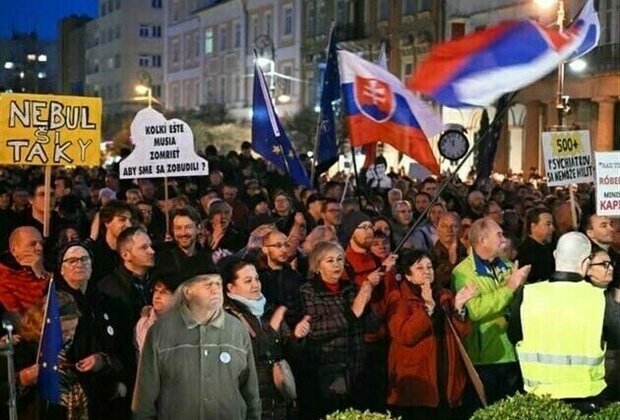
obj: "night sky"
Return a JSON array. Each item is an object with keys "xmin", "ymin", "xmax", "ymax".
[{"xmin": 0, "ymin": 0, "xmax": 98, "ymax": 40}]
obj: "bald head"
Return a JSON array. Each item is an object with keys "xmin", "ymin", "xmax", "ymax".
[
  {"xmin": 554, "ymin": 231, "xmax": 591, "ymax": 275},
  {"xmin": 9, "ymin": 226, "xmax": 44, "ymax": 266}
]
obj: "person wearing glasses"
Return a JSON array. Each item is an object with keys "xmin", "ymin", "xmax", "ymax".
[
  {"xmin": 342, "ymin": 211, "xmax": 397, "ymax": 413},
  {"xmin": 510, "ymin": 232, "xmax": 606, "ymax": 414},
  {"xmin": 586, "ymin": 248, "xmax": 620, "ymax": 401},
  {"xmin": 55, "ymin": 240, "xmax": 118, "ymax": 419},
  {"xmin": 258, "ymin": 229, "xmax": 305, "ymax": 327}
]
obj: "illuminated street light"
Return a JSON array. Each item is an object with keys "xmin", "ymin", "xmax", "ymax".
[
  {"xmin": 568, "ymin": 58, "xmax": 587, "ymax": 72},
  {"xmin": 4, "ymin": 61, "xmax": 14, "ymax": 69},
  {"xmin": 277, "ymin": 94, "xmax": 291, "ymax": 104},
  {"xmin": 37, "ymin": 54, "xmax": 47, "ymax": 62},
  {"xmin": 134, "ymin": 84, "xmax": 161, "ymax": 108},
  {"xmin": 26, "ymin": 54, "xmax": 36, "ymax": 61}
]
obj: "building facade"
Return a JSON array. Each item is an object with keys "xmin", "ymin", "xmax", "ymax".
[
  {"xmin": 0, "ymin": 32, "xmax": 56, "ymax": 94},
  {"xmin": 163, "ymin": 0, "xmax": 304, "ymax": 120},
  {"xmin": 84, "ymin": 0, "xmax": 164, "ymax": 114},
  {"xmin": 58, "ymin": 15, "xmax": 92, "ymax": 95},
  {"xmin": 444, "ymin": 0, "xmax": 619, "ymax": 176}
]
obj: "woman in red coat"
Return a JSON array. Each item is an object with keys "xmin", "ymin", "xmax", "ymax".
[{"xmin": 387, "ymin": 249, "xmax": 476, "ymax": 420}]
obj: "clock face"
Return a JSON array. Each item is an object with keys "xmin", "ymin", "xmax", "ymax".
[{"xmin": 438, "ymin": 130, "xmax": 469, "ymax": 161}]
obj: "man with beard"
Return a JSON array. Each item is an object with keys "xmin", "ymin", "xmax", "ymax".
[
  {"xmin": 258, "ymin": 229, "xmax": 305, "ymax": 325},
  {"xmin": 466, "ymin": 190, "xmax": 487, "ymax": 220},
  {"xmin": 98, "ymin": 227, "xmax": 155, "ymax": 417},
  {"xmin": 134, "ymin": 273, "xmax": 260, "ymax": 419},
  {"xmin": 342, "ymin": 211, "xmax": 397, "ymax": 413},
  {"xmin": 320, "ymin": 198, "xmax": 344, "ymax": 244},
  {"xmin": 517, "ymin": 207, "xmax": 556, "ymax": 283},
  {"xmin": 153, "ymin": 208, "xmax": 216, "ymax": 280}
]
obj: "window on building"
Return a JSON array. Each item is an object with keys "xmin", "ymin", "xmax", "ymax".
[
  {"xmin": 93, "ymin": 59, "xmax": 99, "ymax": 72},
  {"xmin": 115, "ymin": 83, "xmax": 121, "ymax": 98},
  {"xmin": 152, "ymin": 25, "xmax": 162, "ymax": 38},
  {"xmin": 403, "ymin": 63, "xmax": 413, "ymax": 77},
  {"xmin": 378, "ymin": 0, "xmax": 388, "ymax": 21},
  {"xmin": 420, "ymin": 0, "xmax": 430, "ymax": 11},
  {"xmin": 108, "ymin": 28, "xmax": 114, "ymax": 42},
  {"xmin": 451, "ymin": 22, "xmax": 465, "ymax": 39},
  {"xmin": 306, "ymin": 3, "xmax": 315, "ymax": 36},
  {"xmin": 100, "ymin": 2, "xmax": 107, "ymax": 16},
  {"xmin": 139, "ymin": 55, "xmax": 150, "ymax": 67},
  {"xmin": 109, "ymin": 0, "xmax": 114, "ymax": 13},
  {"xmin": 234, "ymin": 22, "xmax": 241, "ymax": 48},
  {"xmin": 204, "ymin": 28, "xmax": 213, "ymax": 54},
  {"xmin": 219, "ymin": 26, "xmax": 227, "ymax": 52},
  {"xmin": 152, "ymin": 55, "xmax": 161, "ymax": 67},
  {"xmin": 281, "ymin": 64, "xmax": 292, "ymax": 95},
  {"xmin": 173, "ymin": 0, "xmax": 181, "ymax": 22},
  {"xmin": 402, "ymin": 0, "xmax": 415, "ymax": 15},
  {"xmin": 152, "ymin": 85, "xmax": 162, "ymax": 98},
  {"xmin": 101, "ymin": 30, "xmax": 107, "ymax": 44},
  {"xmin": 265, "ymin": 12, "xmax": 272, "ymax": 38},
  {"xmin": 234, "ymin": 74, "xmax": 241, "ymax": 101},
  {"xmin": 317, "ymin": 1, "xmax": 325, "ymax": 33},
  {"xmin": 283, "ymin": 6, "xmax": 293, "ymax": 36},
  {"xmin": 172, "ymin": 85, "xmax": 181, "ymax": 108},
  {"xmin": 219, "ymin": 76, "xmax": 227, "ymax": 103},
  {"xmin": 107, "ymin": 57, "xmax": 114, "ymax": 69},
  {"xmin": 172, "ymin": 39, "xmax": 180, "ymax": 64},
  {"xmin": 152, "ymin": 0, "xmax": 162, "ymax": 8},
  {"xmin": 204, "ymin": 79, "xmax": 214, "ymax": 103},
  {"xmin": 114, "ymin": 54, "xmax": 121, "ymax": 68},
  {"xmin": 336, "ymin": 0, "xmax": 346, "ymax": 23},
  {"xmin": 139, "ymin": 24, "xmax": 150, "ymax": 37},
  {"xmin": 195, "ymin": 81, "xmax": 200, "ymax": 107},
  {"xmin": 251, "ymin": 15, "xmax": 259, "ymax": 41}
]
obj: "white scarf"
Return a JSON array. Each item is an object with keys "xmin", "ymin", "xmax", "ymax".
[{"xmin": 227, "ymin": 293, "xmax": 266, "ymax": 318}]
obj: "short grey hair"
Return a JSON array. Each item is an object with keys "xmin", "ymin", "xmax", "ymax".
[{"xmin": 174, "ymin": 273, "xmax": 223, "ymax": 308}]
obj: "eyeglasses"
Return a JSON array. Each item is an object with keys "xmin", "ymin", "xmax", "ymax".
[
  {"xmin": 590, "ymin": 260, "xmax": 615, "ymax": 270},
  {"xmin": 62, "ymin": 256, "xmax": 91, "ymax": 267},
  {"xmin": 264, "ymin": 242, "xmax": 290, "ymax": 249},
  {"xmin": 356, "ymin": 223, "xmax": 374, "ymax": 231}
]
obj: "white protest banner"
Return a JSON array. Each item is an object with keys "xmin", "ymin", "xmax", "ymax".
[
  {"xmin": 542, "ymin": 130, "xmax": 594, "ymax": 187},
  {"xmin": 595, "ymin": 151, "xmax": 620, "ymax": 216},
  {"xmin": 120, "ymin": 107, "xmax": 208, "ymax": 179}
]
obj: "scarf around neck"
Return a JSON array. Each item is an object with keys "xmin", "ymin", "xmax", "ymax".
[{"xmin": 228, "ymin": 293, "xmax": 266, "ymax": 318}]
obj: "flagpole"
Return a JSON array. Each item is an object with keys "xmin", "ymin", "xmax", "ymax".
[
  {"xmin": 349, "ymin": 147, "xmax": 364, "ymax": 210},
  {"xmin": 36, "ymin": 275, "xmax": 54, "ymax": 365},
  {"xmin": 310, "ymin": 21, "xmax": 337, "ymax": 188},
  {"xmin": 391, "ymin": 92, "xmax": 518, "ymax": 255}
]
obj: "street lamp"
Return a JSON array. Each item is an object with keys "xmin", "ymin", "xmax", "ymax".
[
  {"xmin": 254, "ymin": 35, "xmax": 276, "ymax": 98},
  {"xmin": 135, "ymin": 84, "xmax": 154, "ymax": 108},
  {"xmin": 535, "ymin": 0, "xmax": 567, "ymax": 126}
]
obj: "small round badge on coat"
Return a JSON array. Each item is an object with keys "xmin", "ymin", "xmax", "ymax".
[
  {"xmin": 107, "ymin": 326, "xmax": 115, "ymax": 336},
  {"xmin": 219, "ymin": 351, "xmax": 231, "ymax": 364},
  {"xmin": 103, "ymin": 313, "xmax": 109, "ymax": 321}
]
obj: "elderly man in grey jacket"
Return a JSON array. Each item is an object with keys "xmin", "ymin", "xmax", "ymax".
[{"xmin": 133, "ymin": 273, "xmax": 261, "ymax": 419}]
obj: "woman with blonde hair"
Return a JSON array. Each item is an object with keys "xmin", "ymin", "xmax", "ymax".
[{"xmin": 298, "ymin": 241, "xmax": 379, "ymax": 418}]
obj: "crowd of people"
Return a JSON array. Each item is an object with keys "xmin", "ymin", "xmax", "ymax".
[{"xmin": 0, "ymin": 142, "xmax": 618, "ymax": 420}]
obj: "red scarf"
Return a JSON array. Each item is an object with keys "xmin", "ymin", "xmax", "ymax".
[
  {"xmin": 0, "ymin": 263, "xmax": 50, "ymax": 313},
  {"xmin": 323, "ymin": 280, "xmax": 340, "ymax": 294}
]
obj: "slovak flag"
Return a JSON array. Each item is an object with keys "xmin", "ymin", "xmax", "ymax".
[
  {"xmin": 338, "ymin": 50, "xmax": 443, "ymax": 175},
  {"xmin": 409, "ymin": 0, "xmax": 600, "ymax": 108}
]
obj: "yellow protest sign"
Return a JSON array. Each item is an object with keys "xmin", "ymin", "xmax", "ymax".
[
  {"xmin": 541, "ymin": 130, "xmax": 594, "ymax": 187},
  {"xmin": 0, "ymin": 93, "xmax": 102, "ymax": 166}
]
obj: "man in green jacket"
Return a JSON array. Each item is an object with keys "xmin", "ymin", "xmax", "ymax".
[
  {"xmin": 133, "ymin": 273, "xmax": 261, "ymax": 419},
  {"xmin": 452, "ymin": 217, "xmax": 530, "ymax": 412}
]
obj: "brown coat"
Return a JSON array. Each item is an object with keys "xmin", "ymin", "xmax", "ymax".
[{"xmin": 386, "ymin": 281, "xmax": 470, "ymax": 408}]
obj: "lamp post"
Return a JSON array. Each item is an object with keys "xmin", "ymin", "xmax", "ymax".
[
  {"xmin": 135, "ymin": 84, "xmax": 153, "ymax": 108},
  {"xmin": 535, "ymin": 0, "xmax": 567, "ymax": 127}
]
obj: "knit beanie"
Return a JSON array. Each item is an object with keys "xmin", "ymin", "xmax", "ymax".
[{"xmin": 342, "ymin": 210, "xmax": 371, "ymax": 244}]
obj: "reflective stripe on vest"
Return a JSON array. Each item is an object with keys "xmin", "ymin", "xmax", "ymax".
[{"xmin": 518, "ymin": 352, "xmax": 605, "ymax": 366}]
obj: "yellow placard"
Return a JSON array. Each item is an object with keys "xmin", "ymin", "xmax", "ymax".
[
  {"xmin": 0, "ymin": 93, "xmax": 102, "ymax": 166},
  {"xmin": 549, "ymin": 132, "xmax": 584, "ymax": 157}
]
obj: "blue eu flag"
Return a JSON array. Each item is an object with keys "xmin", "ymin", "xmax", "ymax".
[
  {"xmin": 475, "ymin": 94, "xmax": 512, "ymax": 186},
  {"xmin": 251, "ymin": 61, "xmax": 311, "ymax": 187},
  {"xmin": 38, "ymin": 279, "xmax": 63, "ymax": 404},
  {"xmin": 315, "ymin": 23, "xmax": 340, "ymax": 175}
]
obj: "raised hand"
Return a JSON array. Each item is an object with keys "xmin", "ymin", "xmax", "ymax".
[
  {"xmin": 269, "ymin": 306, "xmax": 288, "ymax": 332},
  {"xmin": 506, "ymin": 260, "xmax": 531, "ymax": 292},
  {"xmin": 294, "ymin": 315, "xmax": 312, "ymax": 338}
]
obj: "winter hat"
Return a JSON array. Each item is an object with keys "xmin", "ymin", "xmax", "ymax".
[{"xmin": 342, "ymin": 210, "xmax": 371, "ymax": 244}]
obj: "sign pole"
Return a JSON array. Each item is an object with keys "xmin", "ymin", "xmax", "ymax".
[
  {"xmin": 569, "ymin": 185, "xmax": 578, "ymax": 229},
  {"xmin": 164, "ymin": 177, "xmax": 170, "ymax": 237},
  {"xmin": 43, "ymin": 166, "xmax": 52, "ymax": 238}
]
